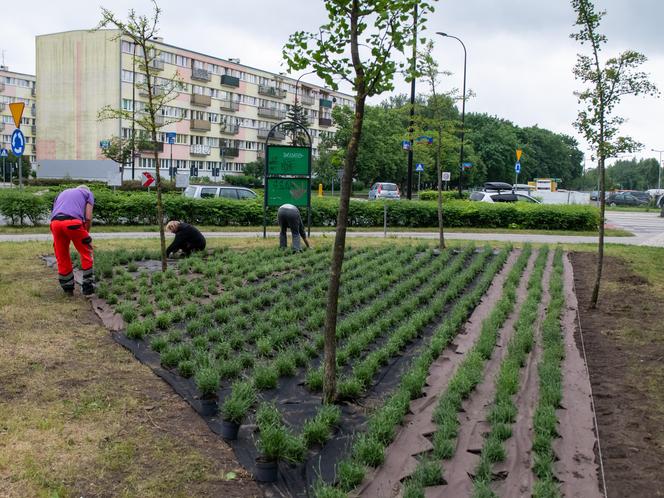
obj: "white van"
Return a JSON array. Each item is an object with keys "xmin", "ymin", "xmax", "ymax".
[{"xmin": 183, "ymin": 185, "xmax": 258, "ymax": 200}]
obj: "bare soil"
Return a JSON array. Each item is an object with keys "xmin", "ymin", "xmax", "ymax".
[{"xmin": 571, "ymin": 252, "xmax": 664, "ymax": 498}]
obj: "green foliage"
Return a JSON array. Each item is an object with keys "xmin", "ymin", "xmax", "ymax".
[
  {"xmin": 194, "ymin": 366, "xmax": 220, "ymax": 397},
  {"xmin": 221, "ymin": 380, "xmax": 256, "ymax": 423},
  {"xmin": 0, "ymin": 189, "xmax": 50, "ymax": 225}
]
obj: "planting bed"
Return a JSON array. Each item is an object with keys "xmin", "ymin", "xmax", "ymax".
[{"xmin": 76, "ymin": 242, "xmax": 602, "ymax": 497}]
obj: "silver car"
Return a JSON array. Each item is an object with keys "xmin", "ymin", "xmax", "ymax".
[{"xmin": 368, "ymin": 182, "xmax": 401, "ymax": 200}]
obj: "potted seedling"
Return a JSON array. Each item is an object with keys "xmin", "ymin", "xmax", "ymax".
[
  {"xmin": 219, "ymin": 380, "xmax": 256, "ymax": 440},
  {"xmin": 194, "ymin": 365, "xmax": 220, "ymax": 417},
  {"xmin": 254, "ymin": 403, "xmax": 305, "ymax": 482}
]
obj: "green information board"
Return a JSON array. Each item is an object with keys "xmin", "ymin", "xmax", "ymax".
[
  {"xmin": 266, "ymin": 178, "xmax": 309, "ymax": 207},
  {"xmin": 266, "ymin": 145, "xmax": 310, "ymax": 176}
]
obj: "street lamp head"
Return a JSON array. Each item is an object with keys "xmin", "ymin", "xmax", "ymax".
[{"xmin": 436, "ymin": 32, "xmax": 448, "ymax": 37}]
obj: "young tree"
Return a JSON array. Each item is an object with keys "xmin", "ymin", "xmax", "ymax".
[
  {"xmin": 100, "ymin": 136, "xmax": 137, "ymax": 173},
  {"xmin": 284, "ymin": 100, "xmax": 311, "ymax": 146},
  {"xmin": 571, "ymin": 0, "xmax": 658, "ymax": 307},
  {"xmin": 96, "ymin": 0, "xmax": 183, "ymax": 271},
  {"xmin": 284, "ymin": 0, "xmax": 436, "ymax": 403},
  {"xmin": 417, "ymin": 41, "xmax": 454, "ymax": 250}
]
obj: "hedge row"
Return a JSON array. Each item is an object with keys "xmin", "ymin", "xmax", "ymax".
[
  {"xmin": 0, "ymin": 190, "xmax": 599, "ymax": 230},
  {"xmin": 418, "ymin": 190, "xmax": 469, "ymax": 201}
]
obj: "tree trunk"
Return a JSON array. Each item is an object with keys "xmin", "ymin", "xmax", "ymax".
[
  {"xmin": 144, "ymin": 51, "xmax": 168, "ymax": 272},
  {"xmin": 590, "ymin": 153, "xmax": 605, "ymax": 308},
  {"xmin": 322, "ymin": 96, "xmax": 366, "ymax": 404},
  {"xmin": 436, "ymin": 126, "xmax": 445, "ymax": 250}
]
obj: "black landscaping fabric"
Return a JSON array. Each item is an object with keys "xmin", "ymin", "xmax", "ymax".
[{"xmin": 43, "ymin": 249, "xmax": 487, "ymax": 497}]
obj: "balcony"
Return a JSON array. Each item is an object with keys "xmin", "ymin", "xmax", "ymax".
[
  {"xmin": 220, "ymin": 123, "xmax": 240, "ymax": 135},
  {"xmin": 220, "ymin": 74, "xmax": 240, "ymax": 87},
  {"xmin": 31, "ymin": 125, "xmax": 37, "ymax": 135},
  {"xmin": 191, "ymin": 68, "xmax": 211, "ymax": 82},
  {"xmin": 0, "ymin": 83, "xmax": 5, "ymax": 92},
  {"xmin": 257, "ymin": 106, "xmax": 286, "ymax": 120},
  {"xmin": 31, "ymin": 87, "xmax": 36, "ymax": 96},
  {"xmin": 0, "ymin": 123, "xmax": 4, "ymax": 132},
  {"xmin": 190, "ymin": 119, "xmax": 211, "ymax": 131},
  {"xmin": 299, "ymin": 94, "xmax": 315, "ymax": 106},
  {"xmin": 0, "ymin": 103, "xmax": 4, "ymax": 111},
  {"xmin": 258, "ymin": 85, "xmax": 287, "ymax": 99},
  {"xmin": 30, "ymin": 105, "xmax": 36, "ymax": 117},
  {"xmin": 257, "ymin": 128, "xmax": 286, "ymax": 141},
  {"xmin": 319, "ymin": 117, "xmax": 333, "ymax": 127},
  {"xmin": 319, "ymin": 98, "xmax": 333, "ymax": 108},
  {"xmin": 190, "ymin": 93, "xmax": 212, "ymax": 107},
  {"xmin": 138, "ymin": 85, "xmax": 164, "ymax": 98},
  {"xmin": 221, "ymin": 147, "xmax": 240, "ymax": 158},
  {"xmin": 219, "ymin": 99, "xmax": 240, "ymax": 112},
  {"xmin": 190, "ymin": 144, "xmax": 211, "ymax": 156},
  {"xmin": 149, "ymin": 58, "xmax": 164, "ymax": 71},
  {"xmin": 140, "ymin": 141, "xmax": 164, "ymax": 153}
]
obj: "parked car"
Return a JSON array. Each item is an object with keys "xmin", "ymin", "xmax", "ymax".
[
  {"xmin": 183, "ymin": 185, "xmax": 258, "ymax": 200},
  {"xmin": 606, "ymin": 191, "xmax": 648, "ymax": 207},
  {"xmin": 590, "ymin": 191, "xmax": 599, "ymax": 201},
  {"xmin": 469, "ymin": 182, "xmax": 541, "ymax": 204},
  {"xmin": 368, "ymin": 182, "xmax": 401, "ymax": 200}
]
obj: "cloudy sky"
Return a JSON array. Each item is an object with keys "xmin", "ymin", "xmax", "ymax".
[{"xmin": 2, "ymin": 0, "xmax": 662, "ymax": 167}]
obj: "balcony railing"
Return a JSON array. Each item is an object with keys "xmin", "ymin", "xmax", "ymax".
[
  {"xmin": 220, "ymin": 74, "xmax": 240, "ymax": 87},
  {"xmin": 149, "ymin": 59, "xmax": 164, "ymax": 71},
  {"xmin": 191, "ymin": 68, "xmax": 211, "ymax": 82},
  {"xmin": 219, "ymin": 99, "xmax": 240, "ymax": 112},
  {"xmin": 190, "ymin": 144, "xmax": 211, "ymax": 156},
  {"xmin": 31, "ymin": 125, "xmax": 37, "ymax": 135},
  {"xmin": 139, "ymin": 141, "xmax": 164, "ymax": 153},
  {"xmin": 190, "ymin": 119, "xmax": 211, "ymax": 131},
  {"xmin": 258, "ymin": 85, "xmax": 287, "ymax": 99},
  {"xmin": 257, "ymin": 107, "xmax": 286, "ymax": 120},
  {"xmin": 220, "ymin": 123, "xmax": 240, "ymax": 135},
  {"xmin": 190, "ymin": 93, "xmax": 212, "ymax": 107},
  {"xmin": 154, "ymin": 114, "xmax": 165, "ymax": 126},
  {"xmin": 138, "ymin": 85, "xmax": 164, "ymax": 98},
  {"xmin": 319, "ymin": 98, "xmax": 333, "ymax": 108},
  {"xmin": 0, "ymin": 83, "xmax": 5, "ymax": 92},
  {"xmin": 0, "ymin": 123, "xmax": 4, "ymax": 132},
  {"xmin": 318, "ymin": 117, "xmax": 333, "ymax": 127},
  {"xmin": 30, "ymin": 106, "xmax": 36, "ymax": 117},
  {"xmin": 31, "ymin": 87, "xmax": 35, "ymax": 96},
  {"xmin": 299, "ymin": 94, "xmax": 315, "ymax": 106},
  {"xmin": 257, "ymin": 128, "xmax": 286, "ymax": 141},
  {"xmin": 0, "ymin": 103, "xmax": 5, "ymax": 111},
  {"xmin": 221, "ymin": 147, "xmax": 240, "ymax": 158}
]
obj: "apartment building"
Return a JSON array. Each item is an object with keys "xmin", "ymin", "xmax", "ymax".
[
  {"xmin": 36, "ymin": 30, "xmax": 352, "ymax": 179},
  {"xmin": 0, "ymin": 66, "xmax": 37, "ymax": 164}
]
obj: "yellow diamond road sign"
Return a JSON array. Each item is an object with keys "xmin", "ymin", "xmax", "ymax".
[
  {"xmin": 516, "ymin": 148, "xmax": 523, "ymax": 162},
  {"xmin": 9, "ymin": 102, "xmax": 25, "ymax": 128}
]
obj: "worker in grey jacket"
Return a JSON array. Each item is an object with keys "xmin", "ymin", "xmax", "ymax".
[{"xmin": 277, "ymin": 204, "xmax": 310, "ymax": 251}]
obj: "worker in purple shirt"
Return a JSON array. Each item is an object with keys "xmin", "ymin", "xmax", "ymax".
[{"xmin": 50, "ymin": 185, "xmax": 95, "ymax": 295}]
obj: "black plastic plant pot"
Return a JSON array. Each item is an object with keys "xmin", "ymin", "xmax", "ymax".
[
  {"xmin": 254, "ymin": 456, "xmax": 278, "ymax": 482},
  {"xmin": 220, "ymin": 419, "xmax": 240, "ymax": 440},
  {"xmin": 199, "ymin": 398, "xmax": 218, "ymax": 417}
]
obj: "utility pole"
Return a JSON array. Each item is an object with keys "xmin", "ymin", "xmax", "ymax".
[{"xmin": 406, "ymin": 3, "xmax": 417, "ymax": 200}]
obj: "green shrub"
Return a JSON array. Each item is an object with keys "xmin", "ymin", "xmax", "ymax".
[
  {"xmin": 1, "ymin": 189, "xmax": 598, "ymax": 230},
  {"xmin": 418, "ymin": 190, "xmax": 469, "ymax": 201}
]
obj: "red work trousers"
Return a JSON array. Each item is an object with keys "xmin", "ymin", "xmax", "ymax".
[{"xmin": 50, "ymin": 219, "xmax": 94, "ymax": 291}]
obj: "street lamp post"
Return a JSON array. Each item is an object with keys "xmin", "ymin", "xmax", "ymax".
[
  {"xmin": 291, "ymin": 70, "xmax": 317, "ymax": 145},
  {"xmin": 436, "ymin": 32, "xmax": 467, "ymax": 199},
  {"xmin": 651, "ymin": 148, "xmax": 663, "ymax": 191},
  {"xmin": 131, "ymin": 42, "xmax": 137, "ymax": 181}
]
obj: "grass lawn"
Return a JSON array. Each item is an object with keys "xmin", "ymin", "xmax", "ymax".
[{"xmin": 0, "ymin": 224, "xmax": 633, "ymax": 237}]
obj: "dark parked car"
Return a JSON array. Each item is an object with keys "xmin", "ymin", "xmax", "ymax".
[{"xmin": 606, "ymin": 192, "xmax": 648, "ymax": 207}]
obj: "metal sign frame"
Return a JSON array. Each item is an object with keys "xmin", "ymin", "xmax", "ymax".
[{"xmin": 262, "ymin": 121, "xmax": 313, "ymax": 238}]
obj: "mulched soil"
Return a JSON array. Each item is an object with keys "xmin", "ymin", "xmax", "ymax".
[{"xmin": 571, "ymin": 252, "xmax": 664, "ymax": 498}]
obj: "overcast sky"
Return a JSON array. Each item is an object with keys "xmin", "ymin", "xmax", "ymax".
[{"xmin": 2, "ymin": 0, "xmax": 662, "ymax": 168}]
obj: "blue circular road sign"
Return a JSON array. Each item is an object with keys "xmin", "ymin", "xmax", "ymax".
[
  {"xmin": 515, "ymin": 161, "xmax": 521, "ymax": 174},
  {"xmin": 11, "ymin": 129, "xmax": 25, "ymax": 156}
]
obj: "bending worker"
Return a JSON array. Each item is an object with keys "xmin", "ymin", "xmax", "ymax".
[
  {"xmin": 50, "ymin": 185, "xmax": 95, "ymax": 295},
  {"xmin": 277, "ymin": 203, "xmax": 310, "ymax": 251},
  {"xmin": 166, "ymin": 220, "xmax": 206, "ymax": 257}
]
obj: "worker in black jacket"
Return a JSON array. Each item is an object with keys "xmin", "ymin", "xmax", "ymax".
[{"xmin": 166, "ymin": 220, "xmax": 206, "ymax": 257}]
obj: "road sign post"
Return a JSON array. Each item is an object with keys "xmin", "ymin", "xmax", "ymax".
[
  {"xmin": 415, "ymin": 163, "xmax": 424, "ymax": 193},
  {"xmin": 0, "ymin": 148, "xmax": 7, "ymax": 184},
  {"xmin": 514, "ymin": 161, "xmax": 521, "ymax": 186},
  {"xmin": 166, "ymin": 132, "xmax": 176, "ymax": 180}
]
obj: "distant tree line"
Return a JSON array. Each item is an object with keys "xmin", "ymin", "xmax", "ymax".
[
  {"xmin": 571, "ymin": 157, "xmax": 662, "ymax": 191},
  {"xmin": 313, "ymin": 94, "xmax": 585, "ymax": 189}
]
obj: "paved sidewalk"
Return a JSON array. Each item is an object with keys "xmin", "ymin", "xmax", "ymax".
[{"xmin": 0, "ymin": 230, "xmax": 655, "ymax": 246}]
